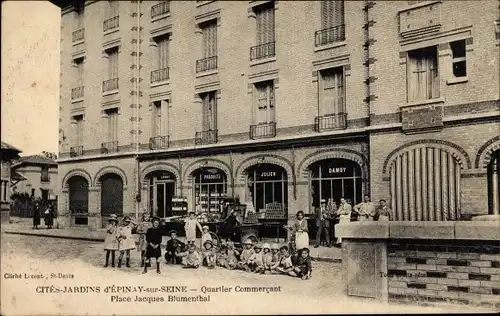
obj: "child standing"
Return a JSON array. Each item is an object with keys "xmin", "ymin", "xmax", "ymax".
[
  {"xmin": 117, "ymin": 216, "xmax": 137, "ymax": 268},
  {"xmin": 201, "ymin": 225, "xmax": 212, "ymax": 247},
  {"xmin": 136, "ymin": 211, "xmax": 152, "ymax": 267},
  {"xmin": 184, "ymin": 211, "xmax": 203, "ymax": 247},
  {"xmin": 104, "ymin": 214, "xmax": 119, "ymax": 268},
  {"xmin": 292, "ymin": 248, "xmax": 313, "ymax": 280},
  {"xmin": 261, "ymin": 243, "xmax": 273, "ymax": 273},
  {"xmin": 289, "ymin": 211, "xmax": 309, "ymax": 251},
  {"xmin": 202, "ymin": 240, "xmax": 217, "ymax": 269},
  {"xmin": 237, "ymin": 239, "xmax": 255, "ymax": 271},
  {"xmin": 179, "ymin": 244, "xmax": 202, "ymax": 269},
  {"xmin": 142, "ymin": 217, "xmax": 163, "ymax": 274},
  {"xmin": 249, "ymin": 243, "xmax": 264, "ymax": 273}
]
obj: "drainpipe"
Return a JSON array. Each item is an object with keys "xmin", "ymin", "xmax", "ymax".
[
  {"xmin": 363, "ymin": 0, "xmax": 372, "ymax": 197},
  {"xmin": 134, "ymin": 0, "xmax": 141, "ymax": 221}
]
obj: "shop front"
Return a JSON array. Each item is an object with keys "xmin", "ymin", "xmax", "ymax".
[
  {"xmin": 193, "ymin": 167, "xmax": 227, "ymax": 222},
  {"xmin": 245, "ymin": 163, "xmax": 288, "ymax": 215},
  {"xmin": 146, "ymin": 170, "xmax": 176, "ymax": 218}
]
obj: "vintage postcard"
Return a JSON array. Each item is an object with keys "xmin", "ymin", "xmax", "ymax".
[{"xmin": 1, "ymin": 0, "xmax": 499, "ymax": 315}]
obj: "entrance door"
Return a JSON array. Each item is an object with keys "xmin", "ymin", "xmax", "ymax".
[{"xmin": 154, "ymin": 181, "xmax": 175, "ymax": 218}]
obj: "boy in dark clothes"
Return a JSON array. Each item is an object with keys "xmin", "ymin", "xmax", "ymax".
[
  {"xmin": 165, "ymin": 230, "xmax": 184, "ymax": 264},
  {"xmin": 291, "ymin": 248, "xmax": 313, "ymax": 280},
  {"xmin": 143, "ymin": 217, "xmax": 163, "ymax": 274}
]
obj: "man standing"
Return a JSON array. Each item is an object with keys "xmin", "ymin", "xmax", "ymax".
[
  {"xmin": 314, "ymin": 199, "xmax": 331, "ymax": 248},
  {"xmin": 335, "ymin": 198, "xmax": 352, "ymax": 244},
  {"xmin": 377, "ymin": 199, "xmax": 392, "ymax": 221},
  {"xmin": 354, "ymin": 195, "xmax": 376, "ymax": 221}
]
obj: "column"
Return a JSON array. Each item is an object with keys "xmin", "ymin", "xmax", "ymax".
[
  {"xmin": 415, "ymin": 148, "xmax": 422, "ymax": 221},
  {"xmin": 408, "ymin": 149, "xmax": 416, "ymax": 221},
  {"xmin": 441, "ymin": 151, "xmax": 449, "ymax": 220},
  {"xmin": 88, "ymin": 187, "xmax": 101, "ymax": 230},
  {"xmin": 421, "ymin": 148, "xmax": 428, "ymax": 221},
  {"xmin": 427, "ymin": 149, "xmax": 435, "ymax": 221},
  {"xmin": 402, "ymin": 152, "xmax": 409, "ymax": 221},
  {"xmin": 448, "ymin": 155, "xmax": 456, "ymax": 220},
  {"xmin": 492, "ymin": 156, "xmax": 499, "ymax": 215},
  {"xmin": 396, "ymin": 156, "xmax": 403, "ymax": 221},
  {"xmin": 434, "ymin": 150, "xmax": 442, "ymax": 221}
]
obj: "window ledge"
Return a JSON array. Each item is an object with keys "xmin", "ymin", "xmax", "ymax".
[
  {"xmin": 103, "ymin": 28, "xmax": 119, "ymax": 36},
  {"xmin": 250, "ymin": 56, "xmax": 276, "ymax": 67},
  {"xmin": 71, "ymin": 98, "xmax": 84, "ymax": 103},
  {"xmin": 196, "ymin": 69, "xmax": 218, "ymax": 78},
  {"xmin": 72, "ymin": 40, "xmax": 84, "ymax": 46},
  {"xmin": 314, "ymin": 40, "xmax": 347, "ymax": 53},
  {"xmin": 403, "ymin": 97, "xmax": 445, "ymax": 108},
  {"xmin": 151, "ymin": 80, "xmax": 170, "ymax": 88},
  {"xmin": 196, "ymin": 1, "xmax": 216, "ymax": 7},
  {"xmin": 446, "ymin": 76, "xmax": 469, "ymax": 85},
  {"xmin": 151, "ymin": 13, "xmax": 171, "ymax": 23},
  {"xmin": 102, "ymin": 90, "xmax": 119, "ymax": 97}
]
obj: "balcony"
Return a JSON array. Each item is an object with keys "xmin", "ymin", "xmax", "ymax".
[
  {"xmin": 103, "ymin": 16, "xmax": 119, "ymax": 32},
  {"xmin": 314, "ymin": 113, "xmax": 347, "ymax": 132},
  {"xmin": 102, "ymin": 78, "xmax": 118, "ymax": 93},
  {"xmin": 151, "ymin": 1, "xmax": 170, "ymax": 19},
  {"xmin": 196, "ymin": 56, "xmax": 217, "ymax": 73},
  {"xmin": 250, "ymin": 42, "xmax": 275, "ymax": 61},
  {"xmin": 195, "ymin": 130, "xmax": 218, "ymax": 145},
  {"xmin": 70, "ymin": 146, "xmax": 84, "ymax": 157},
  {"xmin": 250, "ymin": 122, "xmax": 277, "ymax": 140},
  {"xmin": 72, "ymin": 28, "xmax": 84, "ymax": 43},
  {"xmin": 151, "ymin": 68, "xmax": 169, "ymax": 83},
  {"xmin": 71, "ymin": 86, "xmax": 84, "ymax": 100},
  {"xmin": 101, "ymin": 141, "xmax": 119, "ymax": 154},
  {"xmin": 315, "ymin": 24, "xmax": 345, "ymax": 47},
  {"xmin": 149, "ymin": 135, "xmax": 170, "ymax": 150}
]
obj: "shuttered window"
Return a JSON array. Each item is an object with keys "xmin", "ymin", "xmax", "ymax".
[
  {"xmin": 152, "ymin": 100, "xmax": 169, "ymax": 137},
  {"xmin": 321, "ymin": 0, "xmax": 344, "ymax": 29},
  {"xmin": 255, "ymin": 81, "xmax": 275, "ymax": 124},
  {"xmin": 156, "ymin": 35, "xmax": 169, "ymax": 70},
  {"xmin": 201, "ymin": 91, "xmax": 217, "ymax": 131},
  {"xmin": 108, "ymin": 0, "xmax": 119, "ymax": 18},
  {"xmin": 202, "ymin": 21, "xmax": 217, "ymax": 58},
  {"xmin": 389, "ymin": 147, "xmax": 461, "ymax": 221},
  {"xmin": 74, "ymin": 58, "xmax": 84, "ymax": 86},
  {"xmin": 74, "ymin": 115, "xmax": 84, "ymax": 147},
  {"xmin": 106, "ymin": 109, "xmax": 118, "ymax": 142},
  {"xmin": 407, "ymin": 46, "xmax": 439, "ymax": 102},
  {"xmin": 107, "ymin": 48, "xmax": 118, "ymax": 79},
  {"xmin": 256, "ymin": 3, "xmax": 275, "ymax": 45},
  {"xmin": 320, "ymin": 68, "xmax": 345, "ymax": 116}
]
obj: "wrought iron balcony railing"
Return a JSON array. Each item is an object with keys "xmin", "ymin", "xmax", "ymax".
[
  {"xmin": 71, "ymin": 86, "xmax": 84, "ymax": 100},
  {"xmin": 149, "ymin": 135, "xmax": 170, "ymax": 150},
  {"xmin": 195, "ymin": 130, "xmax": 218, "ymax": 145},
  {"xmin": 314, "ymin": 112, "xmax": 347, "ymax": 132},
  {"xmin": 101, "ymin": 141, "xmax": 119, "ymax": 154},
  {"xmin": 250, "ymin": 122, "xmax": 277, "ymax": 139},
  {"xmin": 250, "ymin": 42, "xmax": 276, "ymax": 61},
  {"xmin": 103, "ymin": 16, "xmax": 119, "ymax": 32},
  {"xmin": 72, "ymin": 28, "xmax": 85, "ymax": 42},
  {"xmin": 315, "ymin": 24, "xmax": 346, "ymax": 46},
  {"xmin": 102, "ymin": 78, "xmax": 118, "ymax": 92},
  {"xmin": 196, "ymin": 56, "xmax": 218, "ymax": 73},
  {"xmin": 70, "ymin": 146, "xmax": 84, "ymax": 157},
  {"xmin": 151, "ymin": 68, "xmax": 170, "ymax": 83},
  {"xmin": 151, "ymin": 1, "xmax": 170, "ymax": 18}
]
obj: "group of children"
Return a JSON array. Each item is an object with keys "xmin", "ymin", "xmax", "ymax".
[{"xmin": 103, "ymin": 211, "xmax": 313, "ymax": 280}]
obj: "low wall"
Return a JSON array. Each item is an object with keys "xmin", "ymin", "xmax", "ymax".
[{"xmin": 336, "ymin": 221, "xmax": 500, "ymax": 309}]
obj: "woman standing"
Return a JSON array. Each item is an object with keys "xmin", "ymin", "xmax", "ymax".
[
  {"xmin": 136, "ymin": 211, "xmax": 152, "ymax": 267},
  {"xmin": 287, "ymin": 211, "xmax": 309, "ymax": 252},
  {"xmin": 117, "ymin": 216, "xmax": 137, "ymax": 268},
  {"xmin": 103, "ymin": 214, "xmax": 119, "ymax": 267},
  {"xmin": 44, "ymin": 204, "xmax": 54, "ymax": 229},
  {"xmin": 32, "ymin": 202, "xmax": 41, "ymax": 230}
]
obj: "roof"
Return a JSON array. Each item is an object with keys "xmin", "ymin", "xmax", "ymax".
[
  {"xmin": 12, "ymin": 155, "xmax": 57, "ymax": 167},
  {"xmin": 1, "ymin": 142, "xmax": 22, "ymax": 153}
]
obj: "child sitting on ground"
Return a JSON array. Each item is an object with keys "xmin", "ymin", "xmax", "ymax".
[
  {"xmin": 237, "ymin": 239, "xmax": 255, "ymax": 271},
  {"xmin": 202, "ymin": 240, "xmax": 217, "ymax": 269},
  {"xmin": 249, "ymin": 243, "xmax": 264, "ymax": 273},
  {"xmin": 269, "ymin": 245, "xmax": 294, "ymax": 275},
  {"xmin": 225, "ymin": 241, "xmax": 239, "ymax": 269},
  {"xmin": 216, "ymin": 243, "xmax": 228, "ymax": 268},
  {"xmin": 291, "ymin": 248, "xmax": 313, "ymax": 280},
  {"xmin": 261, "ymin": 243, "xmax": 273, "ymax": 273},
  {"xmin": 178, "ymin": 244, "xmax": 202, "ymax": 269},
  {"xmin": 270, "ymin": 243, "xmax": 281, "ymax": 267}
]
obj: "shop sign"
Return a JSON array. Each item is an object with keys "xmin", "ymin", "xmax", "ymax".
[
  {"xmin": 199, "ymin": 168, "xmax": 225, "ymax": 183},
  {"xmin": 158, "ymin": 171, "xmax": 175, "ymax": 180},
  {"xmin": 255, "ymin": 168, "xmax": 285, "ymax": 181},
  {"xmin": 318, "ymin": 162, "xmax": 357, "ymax": 177}
]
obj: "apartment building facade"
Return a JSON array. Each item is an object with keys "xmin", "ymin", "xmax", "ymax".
[
  {"xmin": 11, "ymin": 155, "xmax": 58, "ymax": 201},
  {"xmin": 52, "ymin": 0, "xmax": 499, "ymax": 230}
]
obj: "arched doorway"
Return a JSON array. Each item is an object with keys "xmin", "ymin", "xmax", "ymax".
[
  {"xmin": 146, "ymin": 170, "xmax": 176, "ymax": 218},
  {"xmin": 100, "ymin": 173, "xmax": 123, "ymax": 227},
  {"xmin": 68, "ymin": 175, "xmax": 89, "ymax": 226},
  {"xmin": 192, "ymin": 167, "xmax": 227, "ymax": 217},
  {"xmin": 487, "ymin": 149, "xmax": 500, "ymax": 215},
  {"xmin": 308, "ymin": 158, "xmax": 362, "ymax": 211},
  {"xmin": 245, "ymin": 163, "xmax": 288, "ymax": 213}
]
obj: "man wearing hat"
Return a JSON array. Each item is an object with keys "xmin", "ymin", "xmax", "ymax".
[
  {"xmin": 103, "ymin": 214, "xmax": 119, "ymax": 267},
  {"xmin": 117, "ymin": 216, "xmax": 137, "ymax": 268},
  {"xmin": 165, "ymin": 230, "xmax": 184, "ymax": 265},
  {"xmin": 315, "ymin": 199, "xmax": 331, "ymax": 248},
  {"xmin": 143, "ymin": 216, "xmax": 163, "ymax": 274}
]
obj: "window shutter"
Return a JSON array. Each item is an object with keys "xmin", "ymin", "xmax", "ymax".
[
  {"xmin": 334, "ymin": 0, "xmax": 345, "ymax": 26},
  {"xmin": 336, "ymin": 70, "xmax": 344, "ymax": 113},
  {"xmin": 158, "ymin": 37, "xmax": 168, "ymax": 69},
  {"xmin": 256, "ymin": 10, "xmax": 263, "ymax": 45},
  {"xmin": 268, "ymin": 6, "xmax": 275, "ymax": 43},
  {"xmin": 202, "ymin": 94, "xmax": 210, "ymax": 131},
  {"xmin": 209, "ymin": 92, "xmax": 217, "ymax": 130},
  {"xmin": 268, "ymin": 83, "xmax": 275, "ymax": 122},
  {"xmin": 321, "ymin": 1, "xmax": 329, "ymax": 29},
  {"xmin": 322, "ymin": 71, "xmax": 336, "ymax": 115},
  {"xmin": 262, "ymin": 8, "xmax": 269, "ymax": 44},
  {"xmin": 211, "ymin": 23, "xmax": 217, "ymax": 57}
]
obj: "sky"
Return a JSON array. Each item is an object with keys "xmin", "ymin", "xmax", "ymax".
[{"xmin": 1, "ymin": 1, "xmax": 60, "ymax": 156}]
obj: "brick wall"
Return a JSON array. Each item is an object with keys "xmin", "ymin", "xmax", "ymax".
[{"xmin": 386, "ymin": 240, "xmax": 500, "ymax": 308}]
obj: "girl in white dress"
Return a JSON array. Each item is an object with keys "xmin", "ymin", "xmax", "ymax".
[
  {"xmin": 184, "ymin": 211, "xmax": 203, "ymax": 247},
  {"xmin": 117, "ymin": 216, "xmax": 137, "ymax": 268}
]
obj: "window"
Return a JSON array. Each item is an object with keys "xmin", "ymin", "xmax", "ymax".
[
  {"xmin": 151, "ymin": 1, "xmax": 170, "ymax": 19},
  {"xmin": 103, "ymin": 1, "xmax": 119, "ymax": 32},
  {"xmin": 254, "ymin": 81, "xmax": 275, "ymax": 124},
  {"xmin": 103, "ymin": 47, "xmax": 119, "ymax": 92},
  {"xmin": 201, "ymin": 91, "xmax": 217, "ymax": 131},
  {"xmin": 151, "ymin": 35, "xmax": 170, "ymax": 83},
  {"xmin": 41, "ymin": 167, "xmax": 49, "ymax": 182},
  {"xmin": 407, "ymin": 46, "xmax": 439, "ymax": 103},
  {"xmin": 106, "ymin": 108, "xmax": 118, "ymax": 143},
  {"xmin": 74, "ymin": 115, "xmax": 84, "ymax": 147},
  {"xmin": 152, "ymin": 100, "xmax": 169, "ymax": 137},
  {"xmin": 320, "ymin": 67, "xmax": 345, "ymax": 116},
  {"xmin": 74, "ymin": 57, "xmax": 84, "ymax": 87},
  {"xmin": 197, "ymin": 20, "xmax": 218, "ymax": 72},
  {"xmin": 450, "ymin": 40, "xmax": 467, "ymax": 78},
  {"xmin": 251, "ymin": 2, "xmax": 275, "ymax": 60},
  {"xmin": 321, "ymin": 0, "xmax": 344, "ymax": 29},
  {"xmin": 72, "ymin": 2, "xmax": 85, "ymax": 42}
]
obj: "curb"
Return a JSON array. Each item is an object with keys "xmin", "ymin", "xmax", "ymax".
[{"xmin": 3, "ymin": 230, "xmax": 343, "ymax": 263}]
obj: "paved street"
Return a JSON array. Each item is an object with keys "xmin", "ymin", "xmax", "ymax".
[{"xmin": 1, "ymin": 234, "xmax": 495, "ymax": 315}]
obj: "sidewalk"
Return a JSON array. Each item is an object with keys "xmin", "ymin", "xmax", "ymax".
[{"xmin": 2, "ymin": 219, "xmax": 341, "ymax": 262}]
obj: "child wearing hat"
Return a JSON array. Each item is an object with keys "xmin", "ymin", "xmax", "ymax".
[
  {"xmin": 270, "ymin": 245, "xmax": 294, "ymax": 275},
  {"xmin": 117, "ymin": 216, "xmax": 137, "ymax": 268},
  {"xmin": 270, "ymin": 243, "xmax": 281, "ymax": 267},
  {"xmin": 104, "ymin": 214, "xmax": 119, "ymax": 267},
  {"xmin": 143, "ymin": 216, "xmax": 163, "ymax": 274},
  {"xmin": 248, "ymin": 243, "xmax": 264, "ymax": 273},
  {"xmin": 261, "ymin": 243, "xmax": 273, "ymax": 273},
  {"xmin": 216, "ymin": 243, "xmax": 228, "ymax": 268},
  {"xmin": 237, "ymin": 239, "xmax": 255, "ymax": 271},
  {"xmin": 201, "ymin": 225, "xmax": 213, "ymax": 247},
  {"xmin": 224, "ymin": 241, "xmax": 239, "ymax": 269},
  {"xmin": 165, "ymin": 230, "xmax": 184, "ymax": 265},
  {"xmin": 136, "ymin": 211, "xmax": 152, "ymax": 267},
  {"xmin": 202, "ymin": 240, "xmax": 217, "ymax": 269},
  {"xmin": 184, "ymin": 211, "xmax": 203, "ymax": 247},
  {"xmin": 178, "ymin": 244, "xmax": 202, "ymax": 269}
]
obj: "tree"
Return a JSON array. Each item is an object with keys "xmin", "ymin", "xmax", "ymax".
[{"xmin": 42, "ymin": 151, "xmax": 57, "ymax": 160}]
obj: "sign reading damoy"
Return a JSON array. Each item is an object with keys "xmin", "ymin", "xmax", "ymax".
[{"xmin": 320, "ymin": 164, "xmax": 355, "ymax": 177}]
